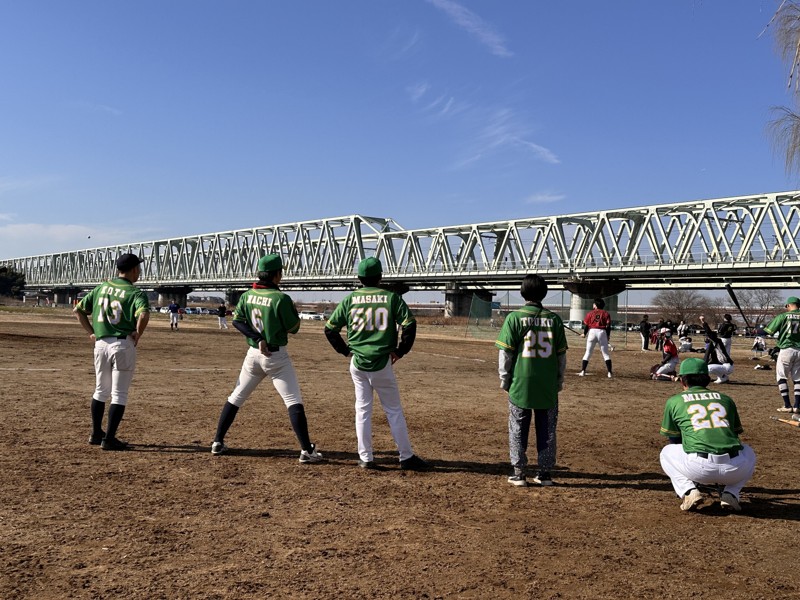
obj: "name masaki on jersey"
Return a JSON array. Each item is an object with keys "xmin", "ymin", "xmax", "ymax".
[
  {"xmin": 681, "ymin": 391, "xmax": 723, "ymax": 403},
  {"xmin": 352, "ymin": 294, "xmax": 389, "ymax": 304}
]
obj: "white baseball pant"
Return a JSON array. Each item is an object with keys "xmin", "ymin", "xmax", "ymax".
[
  {"xmin": 93, "ymin": 336, "xmax": 137, "ymax": 406},
  {"xmin": 582, "ymin": 328, "xmax": 611, "ymax": 361},
  {"xmin": 227, "ymin": 347, "xmax": 303, "ymax": 408},
  {"xmin": 655, "ymin": 357, "xmax": 679, "ymax": 377},
  {"xmin": 708, "ymin": 362, "xmax": 734, "ymax": 381},
  {"xmin": 660, "ymin": 443, "xmax": 756, "ymax": 500},
  {"xmin": 349, "ymin": 360, "xmax": 414, "ymax": 462},
  {"xmin": 776, "ymin": 347, "xmax": 800, "ymax": 382},
  {"xmin": 170, "ymin": 313, "xmax": 179, "ymax": 325}
]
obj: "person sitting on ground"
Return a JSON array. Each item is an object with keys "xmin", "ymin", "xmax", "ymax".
[
  {"xmin": 659, "ymin": 358, "xmax": 756, "ymax": 512},
  {"xmin": 678, "ymin": 336, "xmax": 693, "ymax": 353}
]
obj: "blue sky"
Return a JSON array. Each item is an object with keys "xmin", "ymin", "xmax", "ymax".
[{"xmin": 0, "ymin": 0, "xmax": 796, "ymax": 259}]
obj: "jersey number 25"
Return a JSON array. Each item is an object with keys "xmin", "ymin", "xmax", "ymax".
[{"xmin": 522, "ymin": 330, "xmax": 553, "ymax": 358}]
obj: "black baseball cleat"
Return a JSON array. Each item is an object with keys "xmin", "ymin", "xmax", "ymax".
[
  {"xmin": 100, "ymin": 437, "xmax": 130, "ymax": 451},
  {"xmin": 399, "ymin": 455, "xmax": 433, "ymax": 471},
  {"xmin": 358, "ymin": 459, "xmax": 385, "ymax": 470},
  {"xmin": 88, "ymin": 431, "xmax": 105, "ymax": 445}
]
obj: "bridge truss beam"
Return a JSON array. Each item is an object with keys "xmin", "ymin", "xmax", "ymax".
[{"xmin": 4, "ymin": 191, "xmax": 800, "ymax": 292}]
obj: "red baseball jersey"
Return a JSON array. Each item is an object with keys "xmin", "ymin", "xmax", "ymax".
[{"xmin": 583, "ymin": 309, "xmax": 611, "ymax": 330}]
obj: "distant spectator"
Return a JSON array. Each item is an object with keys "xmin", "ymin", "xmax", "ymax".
[
  {"xmin": 718, "ymin": 314, "xmax": 737, "ymax": 357},
  {"xmin": 699, "ymin": 316, "xmax": 734, "ymax": 384},
  {"xmin": 676, "ymin": 320, "xmax": 689, "ymax": 339},
  {"xmin": 218, "ymin": 303, "xmax": 228, "ymax": 329},
  {"xmin": 639, "ymin": 315, "xmax": 651, "ymax": 351}
]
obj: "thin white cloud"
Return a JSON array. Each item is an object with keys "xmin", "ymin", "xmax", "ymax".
[
  {"xmin": 0, "ymin": 213, "xmax": 13, "ymax": 221},
  {"xmin": 407, "ymin": 81, "xmax": 430, "ymax": 103},
  {"xmin": 72, "ymin": 101, "xmax": 123, "ymax": 117},
  {"xmin": 526, "ymin": 192, "xmax": 566, "ymax": 205},
  {"xmin": 514, "ymin": 139, "xmax": 560, "ymax": 165},
  {"xmin": 427, "ymin": 0, "xmax": 513, "ymax": 57},
  {"xmin": 454, "ymin": 108, "xmax": 559, "ymax": 168}
]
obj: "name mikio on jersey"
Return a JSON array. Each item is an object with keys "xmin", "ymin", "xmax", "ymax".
[{"xmin": 681, "ymin": 392, "xmax": 723, "ymax": 403}]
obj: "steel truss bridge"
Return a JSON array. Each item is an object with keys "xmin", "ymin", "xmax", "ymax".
[{"xmin": 4, "ymin": 190, "xmax": 800, "ymax": 294}]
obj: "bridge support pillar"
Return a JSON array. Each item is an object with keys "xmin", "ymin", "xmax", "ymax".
[
  {"xmin": 563, "ymin": 279, "xmax": 625, "ymax": 326},
  {"xmin": 54, "ymin": 287, "xmax": 82, "ymax": 307},
  {"xmin": 444, "ymin": 286, "xmax": 493, "ymax": 318},
  {"xmin": 155, "ymin": 286, "xmax": 193, "ymax": 308},
  {"xmin": 225, "ymin": 289, "xmax": 245, "ymax": 306}
]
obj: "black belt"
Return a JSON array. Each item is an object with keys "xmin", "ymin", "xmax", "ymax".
[
  {"xmin": 696, "ymin": 449, "xmax": 739, "ymax": 459},
  {"xmin": 267, "ymin": 345, "xmax": 280, "ymax": 352}
]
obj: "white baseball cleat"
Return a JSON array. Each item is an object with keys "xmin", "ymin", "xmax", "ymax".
[
  {"xmin": 680, "ymin": 488, "xmax": 703, "ymax": 511},
  {"xmin": 211, "ymin": 441, "xmax": 228, "ymax": 455},
  {"xmin": 577, "ymin": 371, "xmax": 586, "ymax": 377},
  {"xmin": 607, "ymin": 372, "xmax": 613, "ymax": 378},
  {"xmin": 299, "ymin": 443, "xmax": 324, "ymax": 463},
  {"xmin": 720, "ymin": 492, "xmax": 741, "ymax": 512}
]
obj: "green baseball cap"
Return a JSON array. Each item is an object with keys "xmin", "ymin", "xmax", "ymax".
[
  {"xmin": 786, "ymin": 296, "xmax": 800, "ymax": 306},
  {"xmin": 257, "ymin": 254, "xmax": 282, "ymax": 272},
  {"xmin": 357, "ymin": 257, "xmax": 382, "ymax": 277},
  {"xmin": 678, "ymin": 358, "xmax": 709, "ymax": 376}
]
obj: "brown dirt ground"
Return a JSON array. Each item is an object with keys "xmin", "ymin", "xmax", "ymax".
[{"xmin": 1, "ymin": 308, "xmax": 799, "ymax": 600}]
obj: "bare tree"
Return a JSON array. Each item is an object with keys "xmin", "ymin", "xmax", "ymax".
[
  {"xmin": 736, "ymin": 288, "xmax": 784, "ymax": 326},
  {"xmin": 768, "ymin": 1, "xmax": 800, "ymax": 173},
  {"xmin": 652, "ymin": 289, "xmax": 713, "ymax": 324}
]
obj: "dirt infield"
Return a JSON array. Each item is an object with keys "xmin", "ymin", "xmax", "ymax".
[{"xmin": 1, "ymin": 308, "xmax": 799, "ymax": 599}]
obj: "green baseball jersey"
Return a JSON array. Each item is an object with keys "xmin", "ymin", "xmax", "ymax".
[
  {"xmin": 763, "ymin": 309, "xmax": 800, "ymax": 349},
  {"xmin": 75, "ymin": 277, "xmax": 150, "ymax": 338},
  {"xmin": 325, "ymin": 286, "xmax": 415, "ymax": 372},
  {"xmin": 660, "ymin": 386, "xmax": 744, "ymax": 454},
  {"xmin": 233, "ymin": 287, "xmax": 300, "ymax": 347},
  {"xmin": 495, "ymin": 305, "xmax": 568, "ymax": 410}
]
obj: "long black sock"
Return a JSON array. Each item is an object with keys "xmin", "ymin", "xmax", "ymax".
[
  {"xmin": 581, "ymin": 360, "xmax": 588, "ymax": 372},
  {"xmin": 214, "ymin": 402, "xmax": 239, "ymax": 443},
  {"xmin": 106, "ymin": 404, "xmax": 126, "ymax": 440},
  {"xmin": 91, "ymin": 399, "xmax": 106, "ymax": 436},
  {"xmin": 288, "ymin": 404, "xmax": 312, "ymax": 452},
  {"xmin": 605, "ymin": 359, "xmax": 613, "ymax": 375}
]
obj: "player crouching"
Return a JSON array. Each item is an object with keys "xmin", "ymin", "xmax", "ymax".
[
  {"xmin": 650, "ymin": 328, "xmax": 678, "ymax": 381},
  {"xmin": 659, "ymin": 358, "xmax": 756, "ymax": 512}
]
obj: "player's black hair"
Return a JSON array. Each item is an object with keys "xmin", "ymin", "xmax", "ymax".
[
  {"xmin": 358, "ymin": 275, "xmax": 382, "ymax": 287},
  {"xmin": 724, "ymin": 313, "xmax": 732, "ymax": 321},
  {"xmin": 593, "ymin": 298, "xmax": 605, "ymax": 309},
  {"xmin": 520, "ymin": 274, "xmax": 547, "ymax": 302},
  {"xmin": 257, "ymin": 269, "xmax": 281, "ymax": 283},
  {"xmin": 642, "ymin": 314, "xmax": 648, "ymax": 319},
  {"xmin": 682, "ymin": 373, "xmax": 711, "ymax": 387}
]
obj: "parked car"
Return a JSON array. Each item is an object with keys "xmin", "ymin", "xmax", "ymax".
[
  {"xmin": 299, "ymin": 311, "xmax": 325, "ymax": 320},
  {"xmin": 159, "ymin": 307, "xmax": 170, "ymax": 314}
]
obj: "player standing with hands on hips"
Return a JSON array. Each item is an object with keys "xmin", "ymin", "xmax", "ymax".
[
  {"xmin": 659, "ymin": 358, "xmax": 756, "ymax": 512},
  {"xmin": 324, "ymin": 257, "xmax": 430, "ymax": 471},
  {"xmin": 73, "ymin": 253, "xmax": 150, "ymax": 450},
  {"xmin": 210, "ymin": 254, "xmax": 324, "ymax": 463},
  {"xmin": 578, "ymin": 298, "xmax": 613, "ymax": 378},
  {"xmin": 496, "ymin": 274, "xmax": 568, "ymax": 487},
  {"xmin": 763, "ymin": 296, "xmax": 800, "ymax": 414}
]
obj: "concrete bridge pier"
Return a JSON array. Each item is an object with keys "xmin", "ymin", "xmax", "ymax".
[
  {"xmin": 53, "ymin": 287, "xmax": 82, "ymax": 307},
  {"xmin": 563, "ymin": 279, "xmax": 626, "ymax": 326},
  {"xmin": 225, "ymin": 289, "xmax": 245, "ymax": 307},
  {"xmin": 444, "ymin": 285, "xmax": 493, "ymax": 318},
  {"xmin": 155, "ymin": 286, "xmax": 193, "ymax": 308}
]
